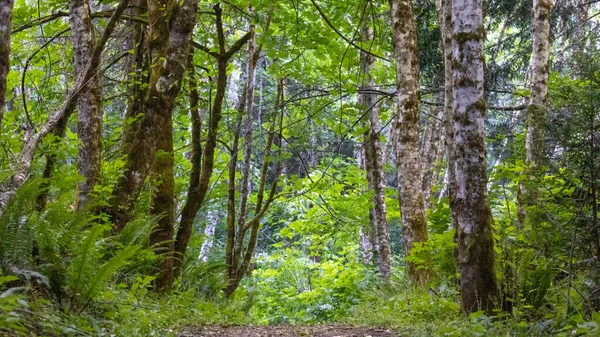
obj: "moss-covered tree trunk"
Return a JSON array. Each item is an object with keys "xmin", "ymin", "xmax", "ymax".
[
  {"xmin": 0, "ymin": 0, "xmax": 13, "ymax": 131},
  {"xmin": 108, "ymin": 0, "xmax": 198, "ymax": 238},
  {"xmin": 389, "ymin": 0, "xmax": 430, "ymax": 285},
  {"xmin": 521, "ymin": 0, "xmax": 551, "ymax": 228},
  {"xmin": 69, "ymin": 0, "xmax": 103, "ymax": 210},
  {"xmin": 435, "ymin": 0, "xmax": 458, "ymax": 228},
  {"xmin": 451, "ymin": 0, "xmax": 500, "ymax": 314}
]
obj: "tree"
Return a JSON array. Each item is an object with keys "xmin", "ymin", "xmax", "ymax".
[
  {"xmin": 452, "ymin": 0, "xmax": 500, "ymax": 314},
  {"xmin": 69, "ymin": 0, "xmax": 103, "ymax": 210},
  {"xmin": 0, "ymin": 0, "xmax": 14, "ymax": 130},
  {"xmin": 172, "ymin": 4, "xmax": 253, "ymax": 279},
  {"xmin": 359, "ymin": 20, "xmax": 390, "ymax": 280},
  {"xmin": 521, "ymin": 0, "xmax": 551, "ymax": 227},
  {"xmin": 389, "ymin": 0, "xmax": 430, "ymax": 285}
]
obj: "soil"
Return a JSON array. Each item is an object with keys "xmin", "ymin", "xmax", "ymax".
[{"xmin": 178, "ymin": 325, "xmax": 398, "ymax": 337}]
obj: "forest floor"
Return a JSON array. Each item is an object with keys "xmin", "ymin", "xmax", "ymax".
[{"xmin": 178, "ymin": 325, "xmax": 398, "ymax": 337}]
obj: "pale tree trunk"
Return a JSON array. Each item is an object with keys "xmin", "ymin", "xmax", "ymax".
[
  {"xmin": 420, "ymin": 104, "xmax": 445, "ymax": 210},
  {"xmin": 69, "ymin": 0, "xmax": 103, "ymax": 210},
  {"xmin": 435, "ymin": 0, "xmax": 458, "ymax": 228},
  {"xmin": 452, "ymin": 0, "xmax": 500, "ymax": 314},
  {"xmin": 356, "ymin": 133, "xmax": 376, "ymax": 266},
  {"xmin": 389, "ymin": 0, "xmax": 430, "ymax": 285},
  {"xmin": 0, "ymin": 0, "xmax": 13, "ymax": 131},
  {"xmin": 198, "ymin": 209, "xmax": 218, "ymax": 262},
  {"xmin": 521, "ymin": 0, "xmax": 551, "ymax": 228}
]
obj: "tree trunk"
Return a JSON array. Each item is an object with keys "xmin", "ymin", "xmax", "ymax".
[
  {"xmin": 451, "ymin": 0, "xmax": 500, "ymax": 314},
  {"xmin": 232, "ymin": 17, "xmax": 258, "ymax": 278},
  {"xmin": 436, "ymin": 0, "xmax": 458, "ymax": 229},
  {"xmin": 359, "ymin": 21, "xmax": 388, "ymax": 277},
  {"xmin": 421, "ymin": 104, "xmax": 445, "ymax": 210},
  {"xmin": 172, "ymin": 53, "xmax": 204, "ymax": 278},
  {"xmin": 0, "ymin": 0, "xmax": 13, "ymax": 130},
  {"xmin": 172, "ymin": 4, "xmax": 253, "ymax": 280},
  {"xmin": 69, "ymin": 0, "xmax": 103, "ymax": 210},
  {"xmin": 389, "ymin": 0, "xmax": 430, "ymax": 285},
  {"xmin": 108, "ymin": 0, "xmax": 199, "ymax": 235},
  {"xmin": 521, "ymin": 0, "xmax": 551, "ymax": 228},
  {"xmin": 199, "ymin": 209, "xmax": 218, "ymax": 262},
  {"xmin": 225, "ymin": 79, "xmax": 283, "ymax": 296}
]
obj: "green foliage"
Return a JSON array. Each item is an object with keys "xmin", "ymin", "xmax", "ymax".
[{"xmin": 247, "ymin": 248, "xmax": 374, "ymax": 324}]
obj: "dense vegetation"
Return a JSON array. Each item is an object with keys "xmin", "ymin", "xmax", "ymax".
[{"xmin": 1, "ymin": 0, "xmax": 600, "ymax": 335}]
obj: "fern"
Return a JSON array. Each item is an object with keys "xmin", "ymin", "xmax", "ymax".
[
  {"xmin": 78, "ymin": 245, "xmax": 138, "ymax": 309},
  {"xmin": 68, "ymin": 224, "xmax": 107, "ymax": 296}
]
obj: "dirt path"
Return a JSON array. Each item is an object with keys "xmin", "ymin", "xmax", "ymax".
[{"xmin": 178, "ymin": 325, "xmax": 397, "ymax": 337}]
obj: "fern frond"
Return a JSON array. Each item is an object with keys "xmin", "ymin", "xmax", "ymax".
[
  {"xmin": 68, "ymin": 224, "xmax": 107, "ymax": 294},
  {"xmin": 79, "ymin": 245, "xmax": 138, "ymax": 306}
]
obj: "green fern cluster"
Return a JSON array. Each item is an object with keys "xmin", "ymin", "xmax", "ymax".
[{"xmin": 0, "ymin": 179, "xmax": 153, "ymax": 315}]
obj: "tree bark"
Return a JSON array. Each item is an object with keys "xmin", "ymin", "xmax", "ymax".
[
  {"xmin": 172, "ymin": 53, "xmax": 203, "ymax": 278},
  {"xmin": 521, "ymin": 0, "xmax": 551, "ymax": 228},
  {"xmin": 451, "ymin": 0, "xmax": 500, "ymax": 314},
  {"xmin": 421, "ymin": 104, "xmax": 445, "ymax": 210},
  {"xmin": 69, "ymin": 0, "xmax": 103, "ymax": 210},
  {"xmin": 435, "ymin": 0, "xmax": 458, "ymax": 228},
  {"xmin": 0, "ymin": 0, "xmax": 13, "ymax": 131},
  {"xmin": 389, "ymin": 0, "xmax": 430, "ymax": 285},
  {"xmin": 358, "ymin": 22, "xmax": 387, "ymax": 276},
  {"xmin": 108, "ymin": 0, "xmax": 199, "ymax": 236}
]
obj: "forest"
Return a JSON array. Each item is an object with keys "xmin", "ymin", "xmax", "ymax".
[{"xmin": 0, "ymin": 0, "xmax": 599, "ymax": 335}]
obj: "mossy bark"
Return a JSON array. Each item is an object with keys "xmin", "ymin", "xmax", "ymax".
[
  {"xmin": 0, "ymin": 0, "xmax": 13, "ymax": 131},
  {"xmin": 69, "ymin": 0, "xmax": 103, "ymax": 211},
  {"xmin": 451, "ymin": 0, "xmax": 500, "ymax": 314},
  {"xmin": 389, "ymin": 0, "xmax": 430, "ymax": 286},
  {"xmin": 521, "ymin": 0, "xmax": 551, "ymax": 229}
]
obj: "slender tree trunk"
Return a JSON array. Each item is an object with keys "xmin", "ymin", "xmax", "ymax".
[
  {"xmin": 232, "ymin": 17, "xmax": 259, "ymax": 278},
  {"xmin": 69, "ymin": 0, "xmax": 103, "ymax": 210},
  {"xmin": 173, "ymin": 4, "xmax": 253, "ymax": 279},
  {"xmin": 0, "ymin": 0, "xmax": 13, "ymax": 131},
  {"xmin": 452, "ymin": 0, "xmax": 500, "ymax": 314},
  {"xmin": 355, "ymin": 142, "xmax": 376, "ymax": 265},
  {"xmin": 225, "ymin": 80, "xmax": 283, "ymax": 296},
  {"xmin": 421, "ymin": 104, "xmax": 445, "ymax": 210},
  {"xmin": 436, "ymin": 0, "xmax": 458, "ymax": 228},
  {"xmin": 172, "ymin": 54, "xmax": 204, "ymax": 278},
  {"xmin": 521, "ymin": 0, "xmax": 551, "ymax": 228},
  {"xmin": 359, "ymin": 22, "xmax": 388, "ymax": 277},
  {"xmin": 199, "ymin": 209, "xmax": 218, "ymax": 262},
  {"xmin": 389, "ymin": 0, "xmax": 430, "ymax": 285}
]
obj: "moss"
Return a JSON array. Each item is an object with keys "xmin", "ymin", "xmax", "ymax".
[
  {"xmin": 453, "ymin": 26, "xmax": 485, "ymax": 44},
  {"xmin": 456, "ymin": 76, "xmax": 476, "ymax": 88}
]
